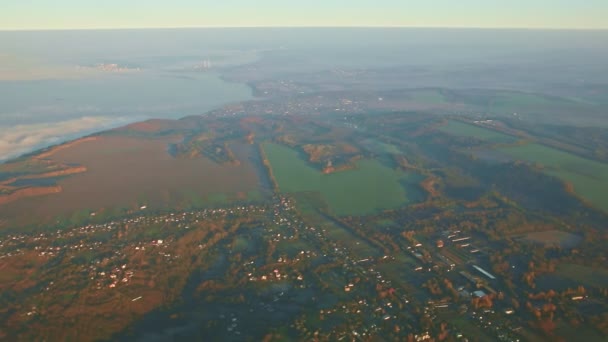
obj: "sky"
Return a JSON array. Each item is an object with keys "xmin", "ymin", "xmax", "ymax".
[{"xmin": 1, "ymin": 0, "xmax": 607, "ymax": 30}]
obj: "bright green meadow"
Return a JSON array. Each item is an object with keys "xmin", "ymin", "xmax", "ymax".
[{"xmin": 263, "ymin": 142, "xmax": 422, "ymax": 216}]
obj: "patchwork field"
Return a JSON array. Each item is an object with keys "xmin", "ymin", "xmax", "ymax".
[
  {"xmin": 438, "ymin": 119, "xmax": 608, "ymax": 213},
  {"xmin": 497, "ymin": 143, "xmax": 608, "ymax": 212},
  {"xmin": 0, "ymin": 136, "xmax": 265, "ymax": 228},
  {"xmin": 483, "ymin": 91, "xmax": 603, "ymax": 124},
  {"xmin": 439, "ymin": 120, "xmax": 516, "ymax": 143},
  {"xmin": 263, "ymin": 142, "xmax": 423, "ymax": 216}
]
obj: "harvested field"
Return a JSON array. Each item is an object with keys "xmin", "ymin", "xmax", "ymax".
[{"xmin": 0, "ymin": 135, "xmax": 264, "ymax": 228}]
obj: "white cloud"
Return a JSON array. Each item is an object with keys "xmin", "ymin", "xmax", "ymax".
[{"xmin": 0, "ymin": 116, "xmax": 132, "ymax": 161}]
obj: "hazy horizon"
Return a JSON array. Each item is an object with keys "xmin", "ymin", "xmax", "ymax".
[
  {"xmin": 1, "ymin": 27, "xmax": 607, "ymax": 161},
  {"xmin": 3, "ymin": 26, "xmax": 608, "ymax": 32},
  {"xmin": 3, "ymin": 1, "xmax": 608, "ymax": 30},
  {"xmin": 2, "ymin": 5, "xmax": 608, "ymax": 341}
]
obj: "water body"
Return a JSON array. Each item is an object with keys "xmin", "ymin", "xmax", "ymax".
[
  {"xmin": 0, "ymin": 29, "xmax": 259, "ymax": 161},
  {"xmin": 0, "ymin": 70, "xmax": 252, "ymax": 161}
]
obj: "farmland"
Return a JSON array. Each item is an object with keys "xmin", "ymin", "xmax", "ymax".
[
  {"xmin": 406, "ymin": 89, "xmax": 447, "ymax": 105},
  {"xmin": 1, "ymin": 104, "xmax": 608, "ymax": 341},
  {"xmin": 554, "ymin": 264, "xmax": 608, "ymax": 289},
  {"xmin": 439, "ymin": 120, "xmax": 517, "ymax": 143},
  {"xmin": 0, "ymin": 136, "xmax": 266, "ymax": 229},
  {"xmin": 437, "ymin": 118, "xmax": 608, "ymax": 213},
  {"xmin": 262, "ymin": 142, "xmax": 423, "ymax": 216},
  {"xmin": 517, "ymin": 230, "xmax": 583, "ymax": 248},
  {"xmin": 498, "ymin": 143, "xmax": 608, "ymax": 212}
]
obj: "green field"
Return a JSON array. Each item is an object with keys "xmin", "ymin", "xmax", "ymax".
[
  {"xmin": 498, "ymin": 143, "xmax": 608, "ymax": 212},
  {"xmin": 263, "ymin": 142, "xmax": 423, "ymax": 216},
  {"xmin": 555, "ymin": 263, "xmax": 608, "ymax": 288},
  {"xmin": 479, "ymin": 91, "xmax": 608, "ymax": 126},
  {"xmin": 407, "ymin": 89, "xmax": 447, "ymax": 104},
  {"xmin": 360, "ymin": 139, "xmax": 402, "ymax": 154},
  {"xmin": 520, "ymin": 230, "xmax": 582, "ymax": 249},
  {"xmin": 439, "ymin": 120, "xmax": 516, "ymax": 143},
  {"xmin": 492, "ymin": 92, "xmax": 556, "ymax": 109},
  {"xmin": 291, "ymin": 192, "xmax": 380, "ymax": 257},
  {"xmin": 487, "ymin": 91, "xmax": 586, "ymax": 115}
]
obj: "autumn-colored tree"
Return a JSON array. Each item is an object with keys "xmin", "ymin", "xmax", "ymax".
[
  {"xmin": 523, "ymin": 271, "xmax": 536, "ymax": 288},
  {"xmin": 538, "ymin": 318, "xmax": 557, "ymax": 335}
]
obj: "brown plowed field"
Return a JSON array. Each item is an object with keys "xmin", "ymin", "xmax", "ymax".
[{"xmin": 0, "ymin": 135, "xmax": 262, "ymax": 227}]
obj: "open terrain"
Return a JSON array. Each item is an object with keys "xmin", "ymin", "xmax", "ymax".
[
  {"xmin": 516, "ymin": 230, "xmax": 583, "ymax": 248},
  {"xmin": 1, "ymin": 100, "xmax": 607, "ymax": 341},
  {"xmin": 263, "ymin": 142, "xmax": 423, "ymax": 216},
  {"xmin": 497, "ymin": 143, "xmax": 608, "ymax": 212},
  {"xmin": 0, "ymin": 135, "xmax": 266, "ymax": 229},
  {"xmin": 439, "ymin": 120, "xmax": 517, "ymax": 144},
  {"xmin": 438, "ymin": 119, "xmax": 608, "ymax": 213}
]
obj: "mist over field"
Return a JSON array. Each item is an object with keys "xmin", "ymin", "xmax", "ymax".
[{"xmin": 1, "ymin": 28, "xmax": 607, "ymax": 161}]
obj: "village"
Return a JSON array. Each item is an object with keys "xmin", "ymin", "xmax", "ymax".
[
  {"xmin": 1, "ymin": 194, "xmax": 579, "ymax": 341},
  {"xmin": 2, "ymin": 105, "xmax": 607, "ymax": 340}
]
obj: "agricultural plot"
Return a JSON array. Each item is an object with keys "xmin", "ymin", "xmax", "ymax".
[
  {"xmin": 360, "ymin": 139, "xmax": 402, "ymax": 155},
  {"xmin": 490, "ymin": 92, "xmax": 557, "ymax": 110},
  {"xmin": 0, "ymin": 136, "xmax": 266, "ymax": 229},
  {"xmin": 554, "ymin": 263, "xmax": 608, "ymax": 289},
  {"xmin": 517, "ymin": 230, "xmax": 582, "ymax": 248},
  {"xmin": 439, "ymin": 120, "xmax": 516, "ymax": 143},
  {"xmin": 291, "ymin": 192, "xmax": 380, "ymax": 258},
  {"xmin": 406, "ymin": 89, "xmax": 448, "ymax": 104},
  {"xmin": 263, "ymin": 143, "xmax": 423, "ymax": 216},
  {"xmin": 486, "ymin": 91, "xmax": 585, "ymax": 115},
  {"xmin": 498, "ymin": 143, "xmax": 608, "ymax": 212},
  {"xmin": 321, "ymin": 160, "xmax": 422, "ymax": 216}
]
